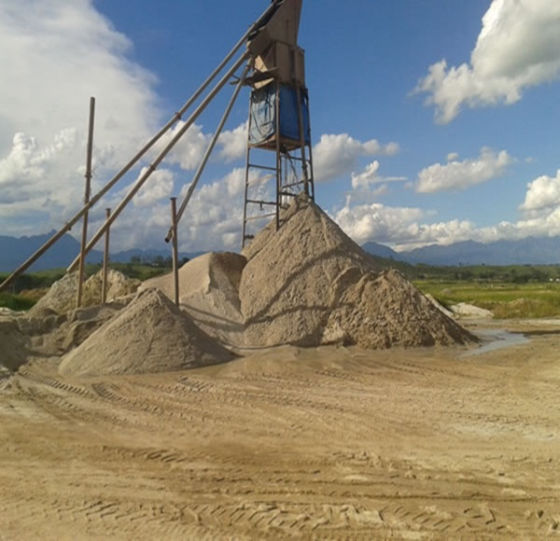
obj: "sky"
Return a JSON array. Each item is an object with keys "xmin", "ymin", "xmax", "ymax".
[{"xmin": 1, "ymin": 0, "xmax": 560, "ymax": 254}]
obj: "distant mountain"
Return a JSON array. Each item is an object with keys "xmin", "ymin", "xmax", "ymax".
[
  {"xmin": 0, "ymin": 231, "xmax": 103, "ymax": 272},
  {"xmin": 0, "ymin": 232, "xmax": 200, "ymax": 273},
  {"xmin": 362, "ymin": 237, "xmax": 560, "ymax": 266},
  {"xmin": 361, "ymin": 241, "xmax": 401, "ymax": 260}
]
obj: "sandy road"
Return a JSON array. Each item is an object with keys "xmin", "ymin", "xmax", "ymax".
[{"xmin": 1, "ymin": 323, "xmax": 560, "ymax": 539}]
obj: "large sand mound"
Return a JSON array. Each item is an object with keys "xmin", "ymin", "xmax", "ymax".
[
  {"xmin": 240, "ymin": 195, "xmax": 474, "ymax": 347},
  {"xmin": 59, "ymin": 288, "xmax": 233, "ymax": 377},
  {"xmin": 143, "ymin": 195, "xmax": 474, "ymax": 349},
  {"xmin": 141, "ymin": 252, "xmax": 246, "ymax": 344}
]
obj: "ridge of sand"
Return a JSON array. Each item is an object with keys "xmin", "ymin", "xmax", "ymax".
[{"xmin": 58, "ymin": 288, "xmax": 233, "ymax": 377}]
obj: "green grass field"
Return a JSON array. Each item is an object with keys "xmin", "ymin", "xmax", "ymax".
[{"xmin": 415, "ymin": 280, "xmax": 560, "ymax": 318}]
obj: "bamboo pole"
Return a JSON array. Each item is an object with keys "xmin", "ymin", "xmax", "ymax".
[
  {"xmin": 165, "ymin": 63, "xmax": 250, "ymax": 242},
  {"xmin": 0, "ymin": 0, "xmax": 281, "ymax": 293},
  {"xmin": 170, "ymin": 198, "xmax": 179, "ymax": 306},
  {"xmin": 77, "ymin": 97, "xmax": 95, "ymax": 308},
  {"xmin": 101, "ymin": 208, "xmax": 111, "ymax": 304},
  {"xmin": 67, "ymin": 52, "xmax": 250, "ymax": 273}
]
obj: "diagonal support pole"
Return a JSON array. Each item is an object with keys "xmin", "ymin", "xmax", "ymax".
[{"xmin": 165, "ymin": 63, "xmax": 250, "ymax": 243}]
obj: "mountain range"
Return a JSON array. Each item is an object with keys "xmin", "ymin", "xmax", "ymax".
[
  {"xmin": 0, "ymin": 232, "xmax": 198, "ymax": 273},
  {"xmin": 2, "ymin": 231, "xmax": 560, "ymax": 273},
  {"xmin": 362, "ymin": 237, "xmax": 560, "ymax": 266}
]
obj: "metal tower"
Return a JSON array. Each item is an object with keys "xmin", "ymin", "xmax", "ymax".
[{"xmin": 241, "ymin": 0, "xmax": 315, "ymax": 247}]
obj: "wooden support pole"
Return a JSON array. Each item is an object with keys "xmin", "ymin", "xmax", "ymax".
[
  {"xmin": 170, "ymin": 198, "xmax": 179, "ymax": 306},
  {"xmin": 77, "ymin": 97, "xmax": 95, "ymax": 308},
  {"xmin": 67, "ymin": 52, "xmax": 250, "ymax": 273},
  {"xmin": 101, "ymin": 208, "xmax": 111, "ymax": 304}
]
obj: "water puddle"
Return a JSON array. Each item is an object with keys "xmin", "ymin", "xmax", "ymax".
[{"xmin": 462, "ymin": 329, "xmax": 529, "ymax": 357}]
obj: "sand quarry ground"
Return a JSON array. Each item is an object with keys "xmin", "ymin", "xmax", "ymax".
[{"xmin": 2, "ymin": 318, "xmax": 560, "ymax": 539}]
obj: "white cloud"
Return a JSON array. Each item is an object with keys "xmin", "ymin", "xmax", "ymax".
[
  {"xmin": 416, "ymin": 0, "xmax": 560, "ymax": 123},
  {"xmin": 351, "ymin": 160, "xmax": 380, "ymax": 190},
  {"xmin": 415, "ymin": 147, "xmax": 512, "ymax": 193},
  {"xmin": 334, "ymin": 201, "xmax": 476, "ymax": 248},
  {"xmin": 313, "ymin": 133, "xmax": 399, "ymax": 182},
  {"xmin": 153, "ymin": 121, "xmax": 210, "ymax": 171},
  {"xmin": 0, "ymin": 0, "xmax": 162, "ymax": 239},
  {"xmin": 447, "ymin": 152, "xmax": 459, "ymax": 162},
  {"xmin": 218, "ymin": 122, "xmax": 248, "ymax": 162},
  {"xmin": 333, "ymin": 169, "xmax": 560, "ymax": 251},
  {"xmin": 0, "ymin": 129, "xmax": 86, "ymax": 230},
  {"xmin": 134, "ymin": 168, "xmax": 175, "ymax": 208},
  {"xmin": 520, "ymin": 169, "xmax": 560, "ymax": 211},
  {"xmin": 351, "ymin": 160, "xmax": 407, "ymax": 191}
]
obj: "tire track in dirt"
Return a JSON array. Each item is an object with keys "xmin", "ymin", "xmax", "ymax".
[{"xmin": 3, "ymin": 337, "xmax": 560, "ymax": 538}]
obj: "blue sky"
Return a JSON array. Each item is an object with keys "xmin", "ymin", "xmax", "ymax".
[{"xmin": 1, "ymin": 0, "xmax": 560, "ymax": 253}]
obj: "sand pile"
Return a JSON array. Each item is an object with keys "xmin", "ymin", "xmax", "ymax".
[
  {"xmin": 143, "ymin": 195, "xmax": 474, "ymax": 349},
  {"xmin": 141, "ymin": 252, "xmax": 246, "ymax": 344},
  {"xmin": 28, "ymin": 272, "xmax": 79, "ymax": 316},
  {"xmin": 240, "ymin": 196, "xmax": 379, "ymax": 346},
  {"xmin": 451, "ymin": 302, "xmax": 493, "ymax": 319},
  {"xmin": 83, "ymin": 269, "xmax": 140, "ymax": 305},
  {"xmin": 323, "ymin": 268, "xmax": 472, "ymax": 348},
  {"xmin": 239, "ymin": 195, "xmax": 473, "ymax": 347},
  {"xmin": 30, "ymin": 303, "xmax": 126, "ymax": 357},
  {"xmin": 59, "ymin": 288, "xmax": 233, "ymax": 377},
  {"xmin": 0, "ymin": 316, "xmax": 29, "ymax": 371},
  {"xmin": 29, "ymin": 270, "xmax": 139, "ymax": 317}
]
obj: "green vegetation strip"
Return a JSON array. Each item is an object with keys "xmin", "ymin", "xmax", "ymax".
[{"xmin": 415, "ymin": 280, "xmax": 560, "ymax": 319}]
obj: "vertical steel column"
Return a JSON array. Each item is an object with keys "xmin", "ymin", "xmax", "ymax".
[
  {"xmin": 274, "ymin": 81, "xmax": 282, "ymax": 230},
  {"xmin": 101, "ymin": 208, "xmax": 111, "ymax": 304},
  {"xmin": 77, "ymin": 97, "xmax": 95, "ymax": 308},
  {"xmin": 241, "ymin": 92, "xmax": 254, "ymax": 248},
  {"xmin": 302, "ymin": 88, "xmax": 315, "ymax": 201},
  {"xmin": 295, "ymin": 85, "xmax": 310, "ymax": 196},
  {"xmin": 170, "ymin": 197, "xmax": 179, "ymax": 306}
]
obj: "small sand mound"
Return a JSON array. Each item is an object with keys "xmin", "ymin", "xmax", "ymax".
[
  {"xmin": 141, "ymin": 252, "xmax": 246, "ymax": 345},
  {"xmin": 0, "ymin": 317, "xmax": 29, "ymax": 371},
  {"xmin": 29, "ymin": 270, "xmax": 139, "ymax": 317},
  {"xmin": 83, "ymin": 269, "xmax": 140, "ymax": 305},
  {"xmin": 28, "ymin": 272, "xmax": 79, "ymax": 316},
  {"xmin": 59, "ymin": 288, "xmax": 233, "ymax": 377},
  {"xmin": 451, "ymin": 302, "xmax": 493, "ymax": 319}
]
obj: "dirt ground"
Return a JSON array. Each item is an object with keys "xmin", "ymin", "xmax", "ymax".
[{"xmin": 1, "ymin": 320, "xmax": 560, "ymax": 539}]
